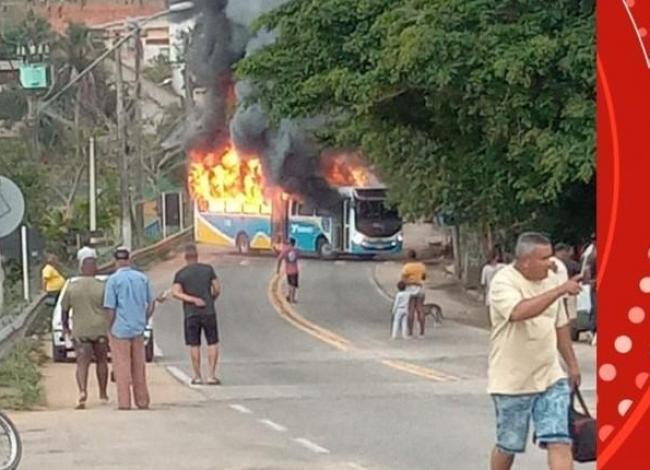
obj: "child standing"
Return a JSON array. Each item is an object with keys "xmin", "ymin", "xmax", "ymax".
[{"xmin": 391, "ymin": 281, "xmax": 411, "ymax": 339}]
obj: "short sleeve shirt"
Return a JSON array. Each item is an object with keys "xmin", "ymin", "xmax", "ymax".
[
  {"xmin": 173, "ymin": 263, "xmax": 218, "ymax": 317},
  {"xmin": 60, "ymin": 277, "xmax": 109, "ymax": 338},
  {"xmin": 42, "ymin": 264, "xmax": 65, "ymax": 293},
  {"xmin": 103, "ymin": 267, "xmax": 154, "ymax": 339},
  {"xmin": 279, "ymin": 247, "xmax": 299, "ymax": 275},
  {"xmin": 487, "ymin": 264, "xmax": 569, "ymax": 395},
  {"xmin": 481, "ymin": 263, "xmax": 506, "ymax": 306},
  {"xmin": 392, "ymin": 291, "xmax": 411, "ymax": 316},
  {"xmin": 401, "ymin": 262, "xmax": 426, "ymax": 285}
]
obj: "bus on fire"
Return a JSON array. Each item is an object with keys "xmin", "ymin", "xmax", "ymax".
[
  {"xmin": 189, "ymin": 147, "xmax": 403, "ymax": 258},
  {"xmin": 194, "ymin": 186, "xmax": 403, "ymax": 258}
]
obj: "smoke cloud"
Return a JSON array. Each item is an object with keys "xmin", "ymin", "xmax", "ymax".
[{"xmin": 180, "ymin": 0, "xmax": 342, "ymax": 210}]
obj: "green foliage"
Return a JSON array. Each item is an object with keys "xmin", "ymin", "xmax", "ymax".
[
  {"xmin": 1, "ymin": 16, "xmax": 120, "ymax": 261},
  {"xmin": 0, "ymin": 139, "xmax": 49, "ymax": 227},
  {"xmin": 0, "ymin": 10, "xmax": 53, "ymax": 59},
  {"xmin": 143, "ymin": 53, "xmax": 172, "ymax": 84},
  {"xmin": 0, "ymin": 86, "xmax": 27, "ymax": 123},
  {"xmin": 0, "ymin": 339, "xmax": 44, "ymax": 410},
  {"xmin": 238, "ymin": 0, "xmax": 595, "ymax": 243}
]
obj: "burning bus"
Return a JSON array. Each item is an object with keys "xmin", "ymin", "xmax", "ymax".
[{"xmin": 188, "ymin": 146, "xmax": 403, "ymax": 258}]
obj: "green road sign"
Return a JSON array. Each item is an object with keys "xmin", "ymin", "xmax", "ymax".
[{"xmin": 19, "ymin": 64, "xmax": 48, "ymax": 90}]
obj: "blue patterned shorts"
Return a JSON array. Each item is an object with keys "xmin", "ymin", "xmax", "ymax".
[{"xmin": 492, "ymin": 379, "xmax": 572, "ymax": 454}]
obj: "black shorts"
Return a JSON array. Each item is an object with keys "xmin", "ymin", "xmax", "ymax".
[
  {"xmin": 184, "ymin": 314, "xmax": 219, "ymax": 346},
  {"xmin": 287, "ymin": 273, "xmax": 299, "ymax": 288}
]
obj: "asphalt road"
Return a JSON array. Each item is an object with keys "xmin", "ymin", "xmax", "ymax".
[{"xmin": 148, "ymin": 249, "xmax": 596, "ymax": 470}]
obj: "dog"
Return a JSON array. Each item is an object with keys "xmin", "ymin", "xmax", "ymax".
[{"xmin": 422, "ymin": 302, "xmax": 444, "ymax": 325}]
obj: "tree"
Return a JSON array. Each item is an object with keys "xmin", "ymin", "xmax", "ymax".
[
  {"xmin": 1, "ymin": 17, "xmax": 120, "ymax": 258},
  {"xmin": 237, "ymin": 0, "xmax": 595, "ymax": 250}
]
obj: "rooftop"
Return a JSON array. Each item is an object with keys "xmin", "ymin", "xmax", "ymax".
[{"xmin": 34, "ymin": 0, "xmax": 167, "ymax": 33}]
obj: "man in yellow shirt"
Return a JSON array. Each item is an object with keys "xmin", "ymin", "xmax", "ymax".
[
  {"xmin": 42, "ymin": 254, "xmax": 66, "ymax": 302},
  {"xmin": 400, "ymin": 250, "xmax": 427, "ymax": 336},
  {"xmin": 488, "ymin": 232, "xmax": 582, "ymax": 470}
]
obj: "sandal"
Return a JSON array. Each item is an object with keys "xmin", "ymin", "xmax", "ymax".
[
  {"xmin": 206, "ymin": 378, "xmax": 221, "ymax": 385},
  {"xmin": 75, "ymin": 392, "xmax": 87, "ymax": 410},
  {"xmin": 190, "ymin": 378, "xmax": 203, "ymax": 385}
]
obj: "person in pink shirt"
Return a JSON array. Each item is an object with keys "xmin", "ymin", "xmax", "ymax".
[{"xmin": 276, "ymin": 238, "xmax": 300, "ymax": 303}]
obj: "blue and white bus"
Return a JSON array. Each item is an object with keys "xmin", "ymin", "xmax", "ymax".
[{"xmin": 194, "ymin": 186, "xmax": 403, "ymax": 258}]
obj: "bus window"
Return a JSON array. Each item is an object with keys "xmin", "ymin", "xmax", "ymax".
[
  {"xmin": 210, "ymin": 200, "xmax": 225, "ymax": 213},
  {"xmin": 243, "ymin": 203, "xmax": 259, "ymax": 214},
  {"xmin": 316, "ymin": 206, "xmax": 335, "ymax": 217},
  {"xmin": 226, "ymin": 200, "xmax": 243, "ymax": 213},
  {"xmin": 297, "ymin": 202, "xmax": 316, "ymax": 216},
  {"xmin": 290, "ymin": 200, "xmax": 299, "ymax": 216}
]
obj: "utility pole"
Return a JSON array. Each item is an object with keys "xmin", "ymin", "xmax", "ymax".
[
  {"xmin": 26, "ymin": 96, "xmax": 39, "ymax": 159},
  {"xmin": 183, "ymin": 32, "xmax": 195, "ymax": 114},
  {"xmin": 89, "ymin": 136, "xmax": 97, "ymax": 232},
  {"xmin": 115, "ymin": 45, "xmax": 132, "ymax": 250},
  {"xmin": 133, "ymin": 24, "xmax": 145, "ymax": 247}
]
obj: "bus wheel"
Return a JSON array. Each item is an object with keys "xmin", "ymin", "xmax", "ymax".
[
  {"xmin": 236, "ymin": 233, "xmax": 250, "ymax": 254},
  {"xmin": 317, "ymin": 238, "xmax": 335, "ymax": 260}
]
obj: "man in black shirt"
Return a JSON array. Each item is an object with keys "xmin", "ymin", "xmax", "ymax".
[{"xmin": 172, "ymin": 244, "xmax": 221, "ymax": 385}]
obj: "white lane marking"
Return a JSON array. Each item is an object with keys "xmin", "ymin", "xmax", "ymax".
[
  {"xmin": 258, "ymin": 419, "xmax": 287, "ymax": 432},
  {"xmin": 334, "ymin": 260, "xmax": 346, "ymax": 265},
  {"xmin": 166, "ymin": 366, "xmax": 195, "ymax": 386},
  {"xmin": 293, "ymin": 437, "xmax": 330, "ymax": 454},
  {"xmin": 368, "ymin": 267, "xmax": 393, "ymax": 302},
  {"xmin": 347, "ymin": 464, "xmax": 368, "ymax": 470},
  {"xmin": 229, "ymin": 404, "xmax": 253, "ymax": 414}
]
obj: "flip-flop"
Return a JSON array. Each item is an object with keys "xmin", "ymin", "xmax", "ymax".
[
  {"xmin": 190, "ymin": 378, "xmax": 203, "ymax": 385},
  {"xmin": 206, "ymin": 378, "xmax": 221, "ymax": 385}
]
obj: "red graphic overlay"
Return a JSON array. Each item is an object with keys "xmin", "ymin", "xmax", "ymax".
[{"xmin": 598, "ymin": 0, "xmax": 650, "ymax": 467}]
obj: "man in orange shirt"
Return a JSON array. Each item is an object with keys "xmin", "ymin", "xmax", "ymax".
[{"xmin": 401, "ymin": 250, "xmax": 427, "ymax": 337}]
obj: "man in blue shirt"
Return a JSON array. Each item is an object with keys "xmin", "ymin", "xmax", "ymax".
[{"xmin": 104, "ymin": 247, "xmax": 155, "ymax": 410}]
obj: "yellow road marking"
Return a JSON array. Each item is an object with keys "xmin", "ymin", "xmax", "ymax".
[
  {"xmin": 267, "ymin": 274, "xmax": 460, "ymax": 382},
  {"xmin": 380, "ymin": 359, "xmax": 459, "ymax": 382},
  {"xmin": 267, "ymin": 274, "xmax": 351, "ymax": 351}
]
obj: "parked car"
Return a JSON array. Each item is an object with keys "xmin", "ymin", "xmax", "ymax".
[
  {"xmin": 51, "ymin": 275, "xmax": 155, "ymax": 363},
  {"xmin": 570, "ymin": 283, "xmax": 594, "ymax": 341}
]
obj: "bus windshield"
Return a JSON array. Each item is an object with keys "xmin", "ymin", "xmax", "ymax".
[{"xmin": 354, "ymin": 199, "xmax": 402, "ymax": 237}]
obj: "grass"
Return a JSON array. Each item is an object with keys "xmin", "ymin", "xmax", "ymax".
[{"xmin": 0, "ymin": 339, "xmax": 46, "ymax": 410}]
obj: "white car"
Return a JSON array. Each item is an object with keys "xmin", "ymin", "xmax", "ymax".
[{"xmin": 51, "ymin": 275, "xmax": 154, "ymax": 363}]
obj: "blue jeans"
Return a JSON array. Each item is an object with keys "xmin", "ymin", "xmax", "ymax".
[{"xmin": 491, "ymin": 379, "xmax": 572, "ymax": 454}]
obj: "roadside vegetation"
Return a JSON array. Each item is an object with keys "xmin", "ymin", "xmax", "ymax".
[{"xmin": 0, "ymin": 339, "xmax": 46, "ymax": 410}]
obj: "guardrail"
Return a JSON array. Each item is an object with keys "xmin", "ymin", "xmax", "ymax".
[
  {"xmin": 0, "ymin": 293, "xmax": 47, "ymax": 360},
  {"xmin": 0, "ymin": 226, "xmax": 193, "ymax": 360}
]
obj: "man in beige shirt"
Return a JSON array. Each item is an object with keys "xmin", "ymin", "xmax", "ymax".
[{"xmin": 488, "ymin": 232, "xmax": 582, "ymax": 470}]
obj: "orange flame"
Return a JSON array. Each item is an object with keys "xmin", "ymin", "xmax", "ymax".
[
  {"xmin": 188, "ymin": 147, "xmax": 271, "ymax": 214},
  {"xmin": 321, "ymin": 152, "xmax": 376, "ymax": 188}
]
